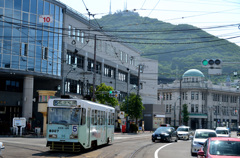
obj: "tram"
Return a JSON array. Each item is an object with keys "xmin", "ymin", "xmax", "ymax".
[{"xmin": 46, "ymin": 96, "xmax": 115, "ymax": 152}]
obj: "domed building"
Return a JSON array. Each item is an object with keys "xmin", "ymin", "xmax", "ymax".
[{"xmin": 144, "ymin": 69, "xmax": 240, "ymax": 131}]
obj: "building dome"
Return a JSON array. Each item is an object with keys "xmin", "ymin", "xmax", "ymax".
[{"xmin": 182, "ymin": 69, "xmax": 205, "ymax": 78}]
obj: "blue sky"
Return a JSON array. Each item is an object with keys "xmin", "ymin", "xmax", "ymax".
[{"xmin": 58, "ymin": 0, "xmax": 240, "ymax": 45}]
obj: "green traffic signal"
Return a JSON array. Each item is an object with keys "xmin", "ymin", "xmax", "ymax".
[
  {"xmin": 109, "ymin": 91, "xmax": 112, "ymax": 94},
  {"xmin": 202, "ymin": 59, "xmax": 208, "ymax": 66}
]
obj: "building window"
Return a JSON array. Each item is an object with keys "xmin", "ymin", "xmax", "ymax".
[
  {"xmin": 130, "ymin": 56, "xmax": 133, "ymax": 65},
  {"xmin": 120, "ymin": 51, "xmax": 123, "ymax": 60},
  {"xmin": 191, "ymin": 92, "xmax": 194, "ymax": 100},
  {"xmin": 166, "ymin": 105, "xmax": 168, "ymax": 112},
  {"xmin": 196, "ymin": 92, "xmax": 199, "ymax": 100},
  {"xmin": 87, "ymin": 58, "xmax": 101, "ymax": 74},
  {"xmin": 66, "ymin": 51, "xmax": 84, "ymax": 69},
  {"xmin": 191, "ymin": 104, "xmax": 194, "ymax": 113},
  {"xmin": 195, "ymin": 105, "xmax": 198, "ymax": 113},
  {"xmin": 118, "ymin": 70, "xmax": 127, "ymax": 82},
  {"xmin": 42, "ymin": 47, "xmax": 48, "ymax": 60},
  {"xmin": 77, "ymin": 30, "xmax": 80, "ymax": 41},
  {"xmin": 169, "ymin": 104, "xmax": 172, "ymax": 112},
  {"xmin": 68, "ymin": 25, "xmax": 72, "ymax": 38},
  {"xmin": 72, "ymin": 27, "xmax": 75, "ymax": 39},
  {"xmin": 81, "ymin": 31, "xmax": 84, "ymax": 43},
  {"xmin": 21, "ymin": 43, "xmax": 28, "ymax": 56},
  {"xmin": 104, "ymin": 65, "xmax": 115, "ymax": 78}
]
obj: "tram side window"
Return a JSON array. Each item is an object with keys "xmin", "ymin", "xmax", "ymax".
[
  {"xmin": 102, "ymin": 111, "xmax": 105, "ymax": 125},
  {"xmin": 81, "ymin": 108, "xmax": 86, "ymax": 125},
  {"xmin": 111, "ymin": 113, "xmax": 114, "ymax": 125},
  {"xmin": 108, "ymin": 112, "xmax": 110, "ymax": 125},
  {"xmin": 98, "ymin": 110, "xmax": 101, "ymax": 125},
  {"xmin": 94, "ymin": 110, "xmax": 97, "ymax": 125},
  {"xmin": 91, "ymin": 110, "xmax": 94, "ymax": 125}
]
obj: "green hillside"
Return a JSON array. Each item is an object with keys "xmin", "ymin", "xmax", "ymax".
[{"xmin": 94, "ymin": 11, "xmax": 240, "ymax": 83}]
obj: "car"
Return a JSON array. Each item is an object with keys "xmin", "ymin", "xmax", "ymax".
[
  {"xmin": 152, "ymin": 126, "xmax": 178, "ymax": 143},
  {"xmin": 191, "ymin": 129, "xmax": 217, "ymax": 156},
  {"xmin": 197, "ymin": 137, "xmax": 240, "ymax": 158},
  {"xmin": 237, "ymin": 128, "xmax": 240, "ymax": 136},
  {"xmin": 176, "ymin": 126, "xmax": 190, "ymax": 140},
  {"xmin": 0, "ymin": 142, "xmax": 4, "ymax": 156},
  {"xmin": 160, "ymin": 124, "xmax": 170, "ymax": 127},
  {"xmin": 215, "ymin": 127, "xmax": 230, "ymax": 137}
]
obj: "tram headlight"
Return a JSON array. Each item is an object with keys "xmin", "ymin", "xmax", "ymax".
[
  {"xmin": 49, "ymin": 134, "xmax": 57, "ymax": 138},
  {"xmin": 70, "ymin": 135, "xmax": 78, "ymax": 139}
]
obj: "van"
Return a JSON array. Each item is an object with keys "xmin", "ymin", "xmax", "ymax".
[{"xmin": 215, "ymin": 127, "xmax": 230, "ymax": 137}]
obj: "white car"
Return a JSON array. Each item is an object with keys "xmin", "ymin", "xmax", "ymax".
[
  {"xmin": 190, "ymin": 129, "xmax": 217, "ymax": 156},
  {"xmin": 215, "ymin": 127, "xmax": 231, "ymax": 137},
  {"xmin": 176, "ymin": 126, "xmax": 190, "ymax": 140},
  {"xmin": 0, "ymin": 142, "xmax": 4, "ymax": 156}
]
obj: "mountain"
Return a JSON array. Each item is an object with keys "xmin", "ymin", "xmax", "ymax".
[{"xmin": 93, "ymin": 11, "xmax": 240, "ymax": 83}]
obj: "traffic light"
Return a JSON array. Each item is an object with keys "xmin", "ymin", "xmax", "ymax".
[
  {"xmin": 201, "ymin": 59, "xmax": 222, "ymax": 68},
  {"xmin": 109, "ymin": 90, "xmax": 119, "ymax": 97},
  {"xmin": 109, "ymin": 91, "xmax": 113, "ymax": 97}
]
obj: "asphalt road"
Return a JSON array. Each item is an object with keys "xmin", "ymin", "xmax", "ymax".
[{"xmin": 0, "ymin": 131, "xmax": 238, "ymax": 158}]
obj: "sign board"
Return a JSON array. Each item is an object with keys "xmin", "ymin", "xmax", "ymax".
[
  {"xmin": 13, "ymin": 117, "xmax": 26, "ymax": 127},
  {"xmin": 39, "ymin": 15, "xmax": 53, "ymax": 23},
  {"xmin": 208, "ymin": 69, "xmax": 222, "ymax": 75}
]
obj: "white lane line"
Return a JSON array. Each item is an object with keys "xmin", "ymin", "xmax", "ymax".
[{"xmin": 154, "ymin": 143, "xmax": 172, "ymax": 158}]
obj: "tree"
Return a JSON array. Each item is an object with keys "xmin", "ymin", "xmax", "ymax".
[
  {"xmin": 182, "ymin": 104, "xmax": 189, "ymax": 126},
  {"xmin": 120, "ymin": 93, "xmax": 144, "ymax": 123},
  {"xmin": 95, "ymin": 83, "xmax": 118, "ymax": 107}
]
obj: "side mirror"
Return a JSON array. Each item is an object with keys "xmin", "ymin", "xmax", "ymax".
[{"xmin": 197, "ymin": 151, "xmax": 205, "ymax": 156}]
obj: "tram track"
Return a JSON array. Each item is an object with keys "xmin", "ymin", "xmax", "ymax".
[{"xmin": 128, "ymin": 142, "xmax": 155, "ymax": 158}]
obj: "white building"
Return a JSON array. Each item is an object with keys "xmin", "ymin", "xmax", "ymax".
[{"xmin": 158, "ymin": 69, "xmax": 239, "ymax": 130}]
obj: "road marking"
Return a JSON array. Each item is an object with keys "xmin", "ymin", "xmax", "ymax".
[{"xmin": 154, "ymin": 143, "xmax": 172, "ymax": 158}]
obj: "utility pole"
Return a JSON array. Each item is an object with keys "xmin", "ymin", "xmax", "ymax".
[
  {"xmin": 179, "ymin": 78, "xmax": 182, "ymax": 125},
  {"xmin": 92, "ymin": 35, "xmax": 97, "ymax": 102},
  {"xmin": 137, "ymin": 64, "xmax": 143, "ymax": 96}
]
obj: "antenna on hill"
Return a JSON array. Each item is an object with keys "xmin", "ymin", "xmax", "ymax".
[
  {"xmin": 124, "ymin": 0, "xmax": 127, "ymax": 11},
  {"xmin": 109, "ymin": 0, "xmax": 112, "ymax": 14}
]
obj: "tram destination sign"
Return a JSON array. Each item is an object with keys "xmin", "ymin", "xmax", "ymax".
[{"xmin": 53, "ymin": 100, "xmax": 77, "ymax": 106}]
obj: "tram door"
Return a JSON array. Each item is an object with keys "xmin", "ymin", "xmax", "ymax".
[{"xmin": 87, "ymin": 108, "xmax": 91, "ymax": 147}]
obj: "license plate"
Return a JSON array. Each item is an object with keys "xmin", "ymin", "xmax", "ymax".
[{"xmin": 157, "ymin": 137, "xmax": 161, "ymax": 139}]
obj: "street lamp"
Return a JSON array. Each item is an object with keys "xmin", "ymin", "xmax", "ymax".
[
  {"xmin": 63, "ymin": 64, "xmax": 77, "ymax": 95},
  {"xmin": 126, "ymin": 85, "xmax": 136, "ymax": 133}
]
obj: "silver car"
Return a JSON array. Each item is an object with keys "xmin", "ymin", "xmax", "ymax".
[
  {"xmin": 176, "ymin": 126, "xmax": 190, "ymax": 140},
  {"xmin": 190, "ymin": 129, "xmax": 217, "ymax": 156},
  {"xmin": 0, "ymin": 142, "xmax": 4, "ymax": 156}
]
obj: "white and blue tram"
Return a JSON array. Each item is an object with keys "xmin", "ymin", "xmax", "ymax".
[{"xmin": 46, "ymin": 96, "xmax": 115, "ymax": 152}]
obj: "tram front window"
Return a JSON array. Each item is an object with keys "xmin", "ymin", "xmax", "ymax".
[{"xmin": 48, "ymin": 108, "xmax": 80, "ymax": 125}]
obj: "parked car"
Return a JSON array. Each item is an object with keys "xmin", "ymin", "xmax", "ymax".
[
  {"xmin": 197, "ymin": 137, "xmax": 240, "ymax": 157},
  {"xmin": 0, "ymin": 142, "xmax": 5, "ymax": 156},
  {"xmin": 237, "ymin": 128, "xmax": 240, "ymax": 136},
  {"xmin": 152, "ymin": 127, "xmax": 178, "ymax": 143},
  {"xmin": 160, "ymin": 124, "xmax": 170, "ymax": 127},
  {"xmin": 215, "ymin": 127, "xmax": 230, "ymax": 137},
  {"xmin": 176, "ymin": 126, "xmax": 190, "ymax": 140},
  {"xmin": 191, "ymin": 129, "xmax": 217, "ymax": 156}
]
